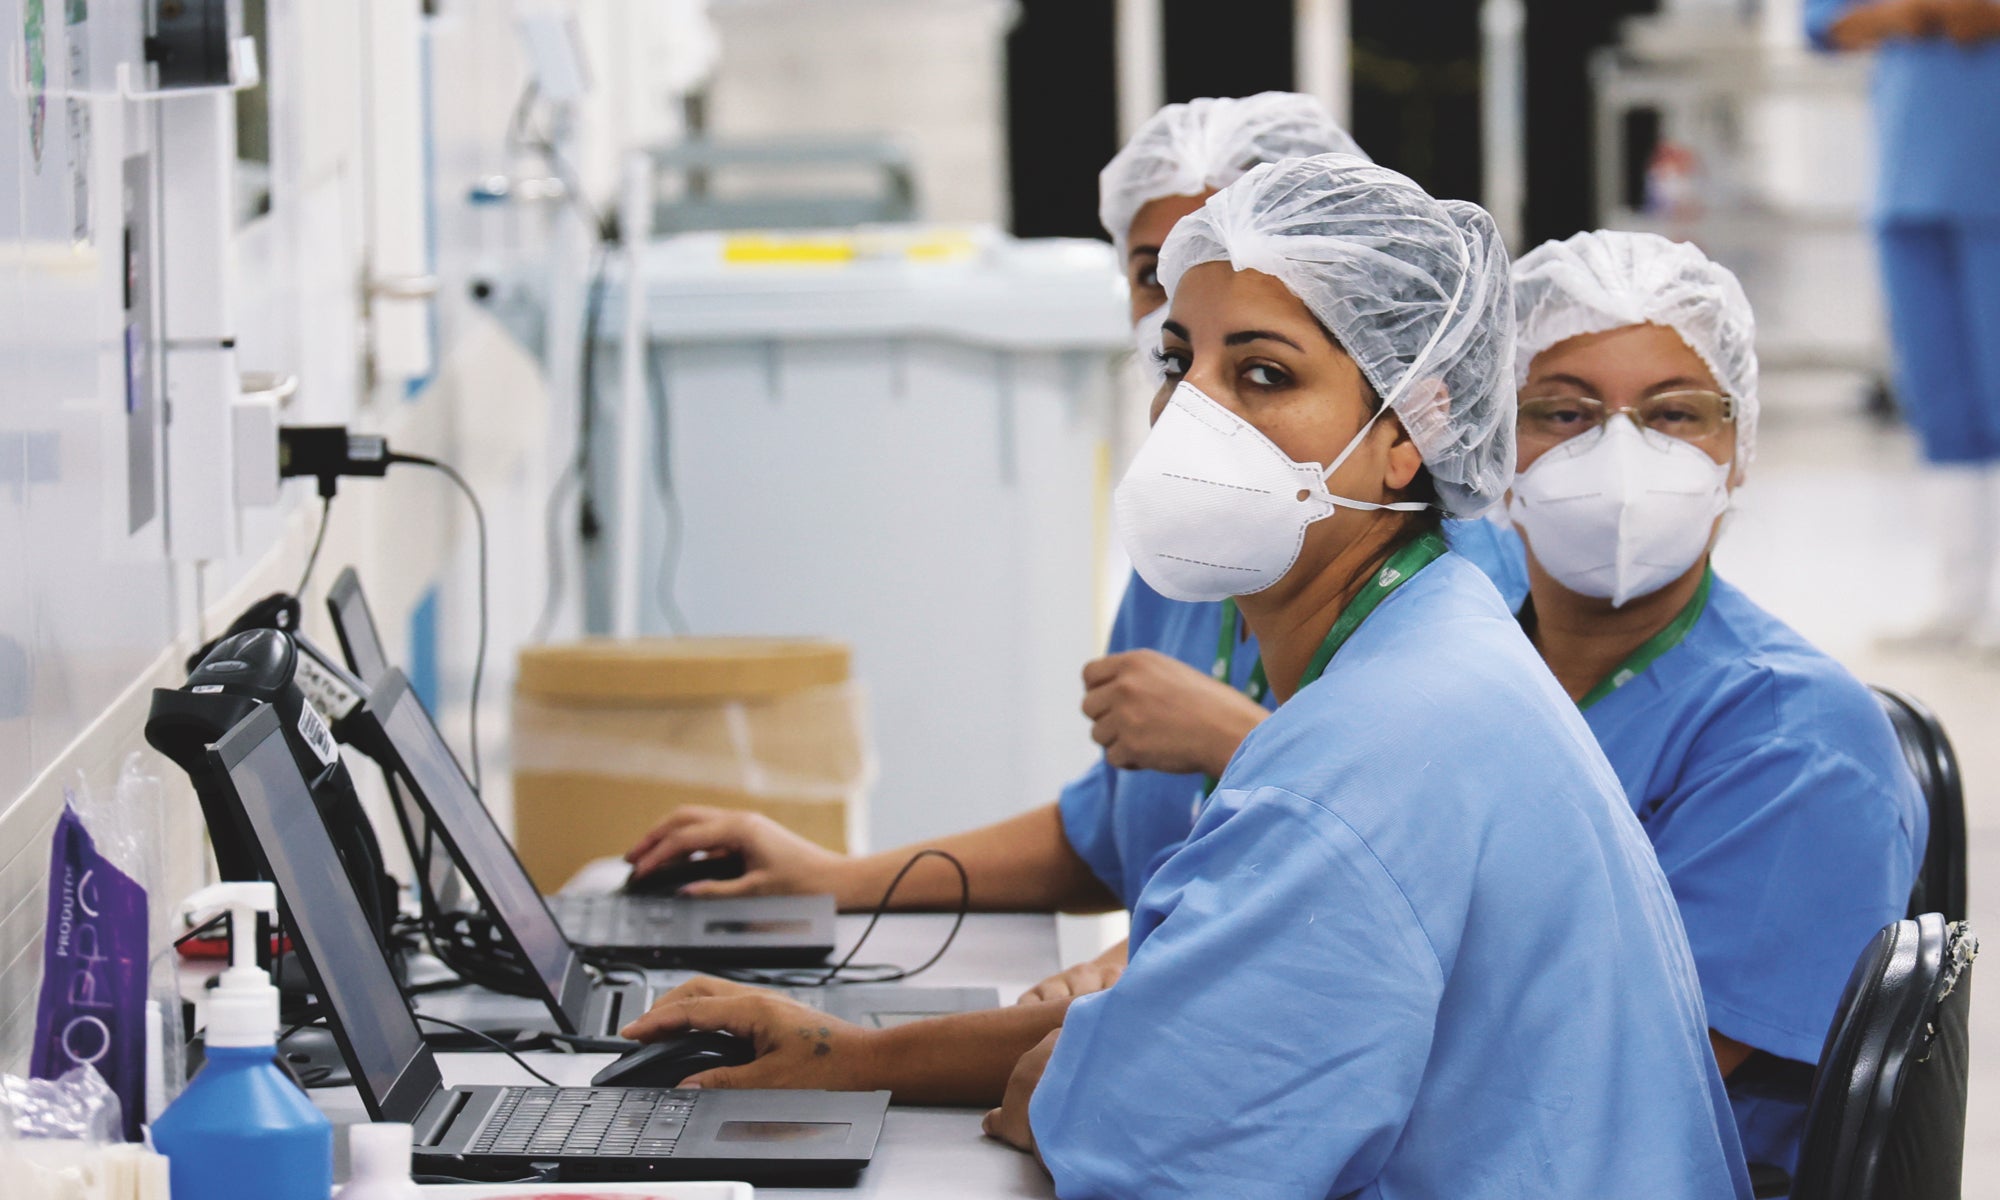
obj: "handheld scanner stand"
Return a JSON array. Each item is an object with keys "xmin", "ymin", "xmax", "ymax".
[
  {"xmin": 147, "ymin": 629, "xmax": 302, "ymax": 884},
  {"xmin": 147, "ymin": 629, "xmax": 401, "ymax": 959}
]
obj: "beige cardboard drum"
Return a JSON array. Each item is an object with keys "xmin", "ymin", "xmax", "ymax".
[{"xmin": 512, "ymin": 638, "xmax": 872, "ymax": 890}]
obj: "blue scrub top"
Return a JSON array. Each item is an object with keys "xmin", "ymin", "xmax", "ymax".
[
  {"xmin": 1452, "ymin": 520, "xmax": 1927, "ymax": 1171},
  {"xmin": 1057, "ymin": 520, "xmax": 1526, "ymax": 911},
  {"xmin": 1584, "ymin": 573, "xmax": 1926, "ymax": 1169},
  {"xmin": 1055, "ymin": 573, "xmax": 1273, "ymax": 912},
  {"xmin": 1807, "ymin": 0, "xmax": 2000, "ymax": 222},
  {"xmin": 1032, "ymin": 554, "xmax": 1752, "ymax": 1200}
]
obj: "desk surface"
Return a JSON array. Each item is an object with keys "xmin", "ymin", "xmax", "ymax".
[{"xmin": 317, "ymin": 912, "xmax": 1064, "ymax": 1198}]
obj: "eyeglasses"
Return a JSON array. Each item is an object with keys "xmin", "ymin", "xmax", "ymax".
[{"xmin": 1516, "ymin": 389, "xmax": 1736, "ymax": 447}]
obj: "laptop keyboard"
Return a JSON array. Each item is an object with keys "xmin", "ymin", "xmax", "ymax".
[
  {"xmin": 552, "ymin": 894, "xmax": 678, "ymax": 945},
  {"xmin": 469, "ymin": 1087, "xmax": 697, "ymax": 1159}
]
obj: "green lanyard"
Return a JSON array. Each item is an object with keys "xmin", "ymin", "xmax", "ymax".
[
  {"xmin": 1204, "ymin": 531, "xmax": 1449, "ymax": 795},
  {"xmin": 1571, "ymin": 565, "xmax": 1714, "ymax": 710},
  {"xmin": 1213, "ymin": 604, "xmax": 1269, "ymax": 705}
]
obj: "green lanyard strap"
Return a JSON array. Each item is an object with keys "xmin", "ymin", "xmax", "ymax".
[
  {"xmin": 1573, "ymin": 565, "xmax": 1713, "ymax": 710},
  {"xmin": 1213, "ymin": 602, "xmax": 1269, "ymax": 704},
  {"xmin": 1297, "ymin": 531, "xmax": 1449, "ymax": 690},
  {"xmin": 1203, "ymin": 531, "xmax": 1449, "ymax": 796}
]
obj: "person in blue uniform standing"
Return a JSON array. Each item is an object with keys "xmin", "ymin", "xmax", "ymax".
[
  {"xmin": 618, "ymin": 94, "xmax": 1362, "ymax": 978},
  {"xmin": 1809, "ymin": 0, "xmax": 2000, "ymax": 645},
  {"xmin": 1476, "ymin": 229, "xmax": 1926, "ymax": 1174},
  {"xmin": 963, "ymin": 155, "xmax": 1752, "ymax": 1198}
]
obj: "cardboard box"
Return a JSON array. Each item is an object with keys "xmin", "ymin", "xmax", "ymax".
[{"xmin": 511, "ymin": 639, "xmax": 870, "ymax": 890}]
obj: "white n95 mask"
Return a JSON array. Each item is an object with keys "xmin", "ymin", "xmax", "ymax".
[
  {"xmin": 1132, "ymin": 304, "xmax": 1171, "ymax": 386},
  {"xmin": 1508, "ymin": 416, "xmax": 1731, "ymax": 608},
  {"xmin": 1114, "ymin": 381, "xmax": 1426, "ymax": 603}
]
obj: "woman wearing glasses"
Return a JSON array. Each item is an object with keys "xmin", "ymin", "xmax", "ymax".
[{"xmin": 1457, "ymin": 229, "xmax": 1928, "ymax": 1176}]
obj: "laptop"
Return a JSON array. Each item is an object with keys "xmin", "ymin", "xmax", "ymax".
[
  {"xmin": 205, "ymin": 705, "xmax": 890, "ymax": 1185},
  {"xmin": 359, "ymin": 665, "xmax": 997, "ymax": 1035},
  {"xmin": 326, "ymin": 567, "xmax": 864, "ymax": 971}
]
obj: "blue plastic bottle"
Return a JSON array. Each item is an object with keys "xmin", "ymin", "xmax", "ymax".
[{"xmin": 152, "ymin": 885, "xmax": 332, "ymax": 1200}]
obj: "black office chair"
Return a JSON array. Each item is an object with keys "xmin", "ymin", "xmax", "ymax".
[
  {"xmin": 1871, "ymin": 686, "xmax": 1968, "ymax": 923},
  {"xmin": 1785, "ymin": 913, "xmax": 1977, "ymax": 1200}
]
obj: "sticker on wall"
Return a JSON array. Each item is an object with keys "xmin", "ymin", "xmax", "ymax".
[
  {"xmin": 65, "ymin": 0, "xmax": 90, "ymax": 244},
  {"xmin": 123, "ymin": 155, "xmax": 158, "ymax": 534},
  {"xmin": 23, "ymin": 0, "xmax": 47, "ymax": 168}
]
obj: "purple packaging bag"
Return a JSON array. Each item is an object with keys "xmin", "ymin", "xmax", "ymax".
[{"xmin": 30, "ymin": 801, "xmax": 150, "ymax": 1141}]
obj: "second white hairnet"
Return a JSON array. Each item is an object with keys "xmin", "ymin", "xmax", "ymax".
[
  {"xmin": 1513, "ymin": 230, "xmax": 1760, "ymax": 461},
  {"xmin": 1099, "ymin": 92, "xmax": 1365, "ymax": 259},
  {"xmin": 1158, "ymin": 154, "xmax": 1517, "ymax": 517}
]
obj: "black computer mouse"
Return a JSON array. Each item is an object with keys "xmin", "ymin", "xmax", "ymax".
[
  {"xmin": 623, "ymin": 850, "xmax": 747, "ymax": 896},
  {"xmin": 591, "ymin": 1031, "xmax": 756, "ymax": 1088}
]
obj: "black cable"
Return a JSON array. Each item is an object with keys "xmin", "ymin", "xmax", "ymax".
[
  {"xmin": 529, "ymin": 463, "xmax": 581, "ymax": 645},
  {"xmin": 172, "ymin": 911, "xmax": 230, "ymax": 950},
  {"xmin": 389, "ymin": 454, "xmax": 488, "ymax": 792},
  {"xmin": 411, "ymin": 1013, "xmax": 561, "ymax": 1086},
  {"xmin": 810, "ymin": 848, "xmax": 969, "ymax": 986},
  {"xmin": 643, "ymin": 344, "xmax": 690, "ymax": 634},
  {"xmin": 296, "ymin": 495, "xmax": 334, "ymax": 596},
  {"xmin": 531, "ymin": 243, "xmax": 610, "ymax": 645},
  {"xmin": 583, "ymin": 849, "xmax": 972, "ymax": 989}
]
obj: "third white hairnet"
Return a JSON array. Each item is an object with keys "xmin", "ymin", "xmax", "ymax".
[
  {"xmin": 1158, "ymin": 154, "xmax": 1517, "ymax": 517},
  {"xmin": 1099, "ymin": 92, "xmax": 1365, "ymax": 259},
  {"xmin": 1513, "ymin": 229, "xmax": 1760, "ymax": 461}
]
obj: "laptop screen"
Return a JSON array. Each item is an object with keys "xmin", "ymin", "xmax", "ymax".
[
  {"xmin": 371, "ymin": 671, "xmax": 585, "ymax": 1011},
  {"xmin": 326, "ymin": 567, "xmax": 390, "ymax": 684},
  {"xmin": 322, "ymin": 569, "xmax": 462, "ymax": 913},
  {"xmin": 211, "ymin": 707, "xmax": 439, "ymax": 1119}
]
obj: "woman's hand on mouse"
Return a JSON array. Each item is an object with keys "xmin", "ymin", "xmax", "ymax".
[
  {"xmin": 1016, "ymin": 939, "xmax": 1127, "ymax": 1005},
  {"xmin": 624, "ymin": 807, "xmax": 848, "ymax": 900},
  {"xmin": 1081, "ymin": 650, "xmax": 1267, "ymax": 777},
  {"xmin": 982, "ymin": 1028, "xmax": 1060, "ymax": 1158},
  {"xmin": 618, "ymin": 976, "xmax": 880, "ymax": 1091}
]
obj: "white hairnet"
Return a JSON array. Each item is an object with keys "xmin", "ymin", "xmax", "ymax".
[
  {"xmin": 1513, "ymin": 229, "xmax": 1760, "ymax": 461},
  {"xmin": 1099, "ymin": 92, "xmax": 1366, "ymax": 261},
  {"xmin": 1157, "ymin": 154, "xmax": 1517, "ymax": 517}
]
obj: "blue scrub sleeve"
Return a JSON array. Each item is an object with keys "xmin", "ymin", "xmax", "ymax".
[
  {"xmin": 1648, "ymin": 733, "xmax": 1923, "ymax": 1065},
  {"xmin": 1802, "ymin": 0, "xmax": 1852, "ymax": 48},
  {"xmin": 1052, "ymin": 578, "xmax": 1153, "ymax": 902},
  {"xmin": 1030, "ymin": 787, "xmax": 1442, "ymax": 1199},
  {"xmin": 1055, "ymin": 760, "xmax": 1127, "ymax": 903}
]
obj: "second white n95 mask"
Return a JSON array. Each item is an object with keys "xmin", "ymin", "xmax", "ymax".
[
  {"xmin": 1508, "ymin": 416, "xmax": 1731, "ymax": 608},
  {"xmin": 1115, "ymin": 381, "xmax": 1425, "ymax": 603}
]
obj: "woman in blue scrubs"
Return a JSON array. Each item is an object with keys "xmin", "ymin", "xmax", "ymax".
[
  {"xmin": 619, "ymin": 94, "xmax": 1360, "ymax": 961},
  {"xmin": 971, "ymin": 156, "xmax": 1751, "ymax": 1198},
  {"xmin": 1810, "ymin": 0, "xmax": 2000, "ymax": 644},
  {"xmin": 1462, "ymin": 229, "xmax": 1927, "ymax": 1175}
]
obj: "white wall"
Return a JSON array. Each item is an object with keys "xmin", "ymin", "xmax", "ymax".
[{"xmin": 0, "ymin": 0, "xmax": 625, "ymax": 1072}]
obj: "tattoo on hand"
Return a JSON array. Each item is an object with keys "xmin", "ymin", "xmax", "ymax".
[{"xmin": 797, "ymin": 1025, "xmax": 834, "ymax": 1057}]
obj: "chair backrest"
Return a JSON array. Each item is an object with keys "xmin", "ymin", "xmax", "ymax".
[
  {"xmin": 1790, "ymin": 914, "xmax": 1977, "ymax": 1200},
  {"xmin": 1871, "ymin": 686, "xmax": 1968, "ymax": 923}
]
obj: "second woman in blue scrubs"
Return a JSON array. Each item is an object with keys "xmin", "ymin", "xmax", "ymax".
[
  {"xmin": 985, "ymin": 156, "xmax": 1751, "ymax": 1198},
  {"xmin": 1455, "ymin": 229, "xmax": 1928, "ymax": 1175}
]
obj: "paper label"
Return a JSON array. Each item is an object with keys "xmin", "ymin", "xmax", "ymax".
[{"xmin": 297, "ymin": 698, "xmax": 338, "ymax": 766}]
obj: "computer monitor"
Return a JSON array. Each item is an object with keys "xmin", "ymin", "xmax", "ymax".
[
  {"xmin": 364, "ymin": 668, "xmax": 594, "ymax": 1026},
  {"xmin": 208, "ymin": 706, "xmax": 440, "ymax": 1120},
  {"xmin": 326, "ymin": 567, "xmax": 390, "ymax": 684},
  {"xmin": 324, "ymin": 567, "xmax": 463, "ymax": 914}
]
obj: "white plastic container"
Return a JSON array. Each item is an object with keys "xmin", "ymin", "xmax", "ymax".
[
  {"xmin": 595, "ymin": 227, "xmax": 1129, "ymax": 849},
  {"xmin": 336, "ymin": 1124, "xmax": 421, "ymax": 1199}
]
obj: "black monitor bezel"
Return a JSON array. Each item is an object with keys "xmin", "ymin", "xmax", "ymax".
[
  {"xmin": 364, "ymin": 668, "xmax": 596, "ymax": 1029},
  {"xmin": 208, "ymin": 706, "xmax": 442, "ymax": 1123}
]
